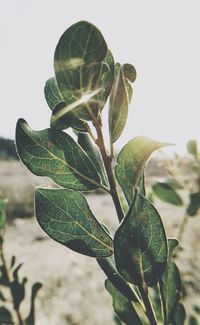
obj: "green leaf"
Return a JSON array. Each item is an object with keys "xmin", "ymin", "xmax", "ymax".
[
  {"xmin": 78, "ymin": 133, "xmax": 108, "ymax": 187},
  {"xmin": 45, "ymin": 77, "xmax": 88, "ymax": 132},
  {"xmin": 171, "ymin": 303, "xmax": 186, "ymax": 325},
  {"xmin": 189, "ymin": 315, "xmax": 200, "ymax": 325},
  {"xmin": 54, "ymin": 21, "xmax": 113, "ymax": 121},
  {"xmin": 97, "ymin": 256, "xmax": 139, "ymax": 302},
  {"xmin": 187, "ymin": 139, "xmax": 198, "ymax": 157},
  {"xmin": 105, "ymin": 279, "xmax": 143, "ymax": 325},
  {"xmin": 44, "ymin": 77, "xmax": 65, "ymax": 110},
  {"xmin": 115, "ymin": 136, "xmax": 169, "ymax": 205},
  {"xmin": 187, "ymin": 192, "xmax": 200, "ymax": 216},
  {"xmin": 25, "ymin": 282, "xmax": 42, "ymax": 325},
  {"xmin": 160, "ymin": 239, "xmax": 182, "ymax": 324},
  {"xmin": 0, "ymin": 307, "xmax": 13, "ymax": 324},
  {"xmin": 114, "ymin": 192, "xmax": 167, "ymax": 287},
  {"xmin": 35, "ymin": 188, "xmax": 113, "ymax": 258},
  {"xmin": 152, "ymin": 182, "xmax": 183, "ymax": 206},
  {"xmin": 11, "ymin": 264, "xmax": 27, "ymax": 310},
  {"xmin": 109, "ymin": 63, "xmax": 136, "ymax": 143},
  {"xmin": 16, "ymin": 119, "xmax": 105, "ymax": 191},
  {"xmin": 0, "ymin": 199, "xmax": 6, "ymax": 230}
]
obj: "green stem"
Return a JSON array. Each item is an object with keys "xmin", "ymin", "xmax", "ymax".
[
  {"xmin": 176, "ymin": 212, "xmax": 188, "ymax": 244},
  {"xmin": 0, "ymin": 237, "xmax": 24, "ymax": 325},
  {"xmin": 93, "ymin": 117, "xmax": 125, "ymax": 222},
  {"xmin": 138, "ymin": 286, "xmax": 158, "ymax": 325}
]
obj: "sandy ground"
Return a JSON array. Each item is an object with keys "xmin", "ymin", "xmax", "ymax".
[{"xmin": 1, "ymin": 161, "xmax": 200, "ymax": 324}]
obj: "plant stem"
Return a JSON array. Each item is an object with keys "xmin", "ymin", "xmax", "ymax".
[
  {"xmin": 93, "ymin": 117, "xmax": 125, "ymax": 222},
  {"xmin": 138, "ymin": 286, "xmax": 158, "ymax": 325},
  {"xmin": 0, "ymin": 238, "xmax": 24, "ymax": 325},
  {"xmin": 176, "ymin": 212, "xmax": 188, "ymax": 243}
]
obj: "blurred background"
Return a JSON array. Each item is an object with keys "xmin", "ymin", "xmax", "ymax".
[{"xmin": 1, "ymin": 1, "xmax": 200, "ymax": 324}]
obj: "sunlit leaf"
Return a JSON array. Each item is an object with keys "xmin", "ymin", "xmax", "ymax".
[
  {"xmin": 187, "ymin": 192, "xmax": 200, "ymax": 216},
  {"xmin": 114, "ymin": 192, "xmax": 167, "ymax": 287},
  {"xmin": 78, "ymin": 133, "xmax": 108, "ymax": 187},
  {"xmin": 45, "ymin": 77, "xmax": 88, "ymax": 132},
  {"xmin": 159, "ymin": 239, "xmax": 182, "ymax": 324},
  {"xmin": 16, "ymin": 119, "xmax": 104, "ymax": 191},
  {"xmin": 54, "ymin": 21, "xmax": 113, "ymax": 121},
  {"xmin": 109, "ymin": 63, "xmax": 136, "ymax": 143},
  {"xmin": 115, "ymin": 136, "xmax": 169, "ymax": 204},
  {"xmin": 35, "ymin": 188, "xmax": 113, "ymax": 258},
  {"xmin": 152, "ymin": 182, "xmax": 183, "ymax": 206},
  {"xmin": 105, "ymin": 279, "xmax": 143, "ymax": 325}
]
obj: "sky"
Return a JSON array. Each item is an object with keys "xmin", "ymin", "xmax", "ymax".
[{"xmin": 1, "ymin": 0, "xmax": 200, "ymax": 154}]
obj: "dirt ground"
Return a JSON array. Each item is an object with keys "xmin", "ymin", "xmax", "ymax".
[{"xmin": 1, "ymin": 160, "xmax": 200, "ymax": 324}]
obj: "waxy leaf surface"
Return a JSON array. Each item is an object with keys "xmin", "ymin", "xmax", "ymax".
[
  {"xmin": 114, "ymin": 193, "xmax": 167, "ymax": 287},
  {"xmin": 115, "ymin": 136, "xmax": 168, "ymax": 205},
  {"xmin": 16, "ymin": 119, "xmax": 103, "ymax": 191},
  {"xmin": 152, "ymin": 182, "xmax": 183, "ymax": 206},
  {"xmin": 109, "ymin": 63, "xmax": 136, "ymax": 143},
  {"xmin": 45, "ymin": 77, "xmax": 88, "ymax": 132},
  {"xmin": 54, "ymin": 21, "xmax": 114, "ymax": 122},
  {"xmin": 35, "ymin": 188, "xmax": 113, "ymax": 257},
  {"xmin": 160, "ymin": 239, "xmax": 182, "ymax": 324}
]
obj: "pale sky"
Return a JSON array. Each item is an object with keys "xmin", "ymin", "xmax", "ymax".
[{"xmin": 1, "ymin": 0, "xmax": 200, "ymax": 154}]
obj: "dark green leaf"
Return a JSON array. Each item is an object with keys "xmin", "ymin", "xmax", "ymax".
[
  {"xmin": 114, "ymin": 192, "xmax": 167, "ymax": 287},
  {"xmin": 171, "ymin": 303, "xmax": 186, "ymax": 325},
  {"xmin": 35, "ymin": 188, "xmax": 113, "ymax": 257},
  {"xmin": 187, "ymin": 192, "xmax": 200, "ymax": 216},
  {"xmin": 189, "ymin": 315, "xmax": 200, "ymax": 325},
  {"xmin": 25, "ymin": 282, "xmax": 42, "ymax": 325},
  {"xmin": 16, "ymin": 119, "xmax": 105, "ymax": 191},
  {"xmin": 97, "ymin": 256, "xmax": 138, "ymax": 302},
  {"xmin": 11, "ymin": 264, "xmax": 27, "ymax": 310},
  {"xmin": 0, "ymin": 199, "xmax": 7, "ymax": 230},
  {"xmin": 105, "ymin": 279, "xmax": 144, "ymax": 325},
  {"xmin": 78, "ymin": 133, "xmax": 108, "ymax": 187},
  {"xmin": 160, "ymin": 239, "xmax": 182, "ymax": 324},
  {"xmin": 152, "ymin": 182, "xmax": 183, "ymax": 206},
  {"xmin": 54, "ymin": 21, "xmax": 112, "ymax": 121},
  {"xmin": 194, "ymin": 306, "xmax": 200, "ymax": 315},
  {"xmin": 115, "ymin": 136, "xmax": 169, "ymax": 205},
  {"xmin": 109, "ymin": 63, "xmax": 136, "ymax": 143},
  {"xmin": 187, "ymin": 139, "xmax": 198, "ymax": 157},
  {"xmin": 0, "ymin": 307, "xmax": 13, "ymax": 324},
  {"xmin": 0, "ymin": 265, "xmax": 9, "ymax": 287}
]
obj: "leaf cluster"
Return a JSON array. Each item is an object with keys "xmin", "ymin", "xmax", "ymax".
[{"xmin": 14, "ymin": 21, "xmax": 196, "ymax": 325}]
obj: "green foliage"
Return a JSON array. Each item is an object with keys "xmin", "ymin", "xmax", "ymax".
[
  {"xmin": 16, "ymin": 119, "xmax": 104, "ymax": 191},
  {"xmin": 0, "ymin": 197, "xmax": 41, "ymax": 324},
  {"xmin": 114, "ymin": 192, "xmax": 167, "ymax": 287},
  {"xmin": 15, "ymin": 20, "xmax": 188, "ymax": 325},
  {"xmin": 35, "ymin": 188, "xmax": 113, "ymax": 257},
  {"xmin": 109, "ymin": 63, "xmax": 136, "ymax": 143},
  {"xmin": 152, "ymin": 182, "xmax": 183, "ymax": 206}
]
